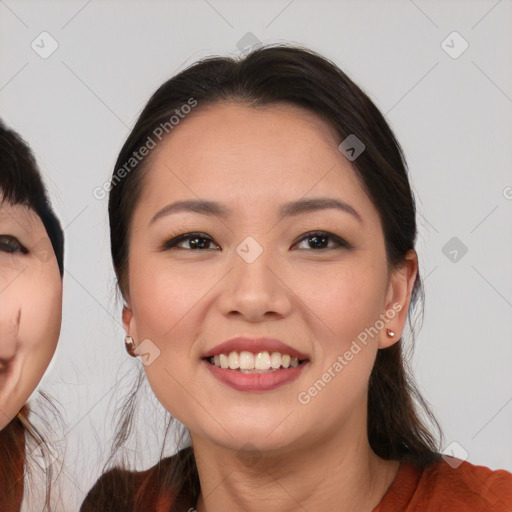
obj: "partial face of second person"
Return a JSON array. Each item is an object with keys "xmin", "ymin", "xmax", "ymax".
[
  {"xmin": 0, "ymin": 200, "xmax": 62, "ymax": 429},
  {"xmin": 122, "ymin": 102, "xmax": 416, "ymax": 454}
]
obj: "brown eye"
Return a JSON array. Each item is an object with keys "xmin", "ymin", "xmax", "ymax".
[
  {"xmin": 0, "ymin": 235, "xmax": 28, "ymax": 254},
  {"xmin": 161, "ymin": 232, "xmax": 220, "ymax": 251},
  {"xmin": 293, "ymin": 231, "xmax": 351, "ymax": 251}
]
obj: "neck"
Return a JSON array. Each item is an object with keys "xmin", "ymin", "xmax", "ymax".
[{"xmin": 191, "ymin": 421, "xmax": 399, "ymax": 512}]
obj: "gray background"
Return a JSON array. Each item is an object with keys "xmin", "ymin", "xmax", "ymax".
[{"xmin": 1, "ymin": 0, "xmax": 511, "ymax": 510}]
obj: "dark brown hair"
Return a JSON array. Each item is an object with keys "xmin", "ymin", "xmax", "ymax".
[
  {"xmin": 105, "ymin": 43, "xmax": 444, "ymax": 507},
  {"xmin": 0, "ymin": 120, "xmax": 65, "ymax": 511}
]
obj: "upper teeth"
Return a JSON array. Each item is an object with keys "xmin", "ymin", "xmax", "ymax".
[{"xmin": 210, "ymin": 351, "xmax": 300, "ymax": 370}]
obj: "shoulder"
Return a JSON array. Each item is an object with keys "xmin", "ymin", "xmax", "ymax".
[
  {"xmin": 413, "ymin": 456, "xmax": 512, "ymax": 510},
  {"xmin": 79, "ymin": 466, "xmax": 139, "ymax": 512},
  {"xmin": 80, "ymin": 447, "xmax": 192, "ymax": 512}
]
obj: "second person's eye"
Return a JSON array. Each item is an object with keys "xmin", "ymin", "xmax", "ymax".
[{"xmin": 0, "ymin": 234, "xmax": 28, "ymax": 254}]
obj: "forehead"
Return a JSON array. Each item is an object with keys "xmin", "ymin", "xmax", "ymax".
[
  {"xmin": 137, "ymin": 102, "xmax": 376, "ymax": 223},
  {"xmin": 0, "ymin": 199, "xmax": 44, "ymax": 234}
]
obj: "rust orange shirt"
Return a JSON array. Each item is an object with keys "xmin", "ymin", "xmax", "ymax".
[
  {"xmin": 374, "ymin": 456, "xmax": 512, "ymax": 512},
  {"xmin": 81, "ymin": 450, "xmax": 512, "ymax": 512}
]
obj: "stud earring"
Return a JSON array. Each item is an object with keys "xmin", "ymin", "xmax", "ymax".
[
  {"xmin": 125, "ymin": 336, "xmax": 137, "ymax": 357},
  {"xmin": 386, "ymin": 329, "xmax": 395, "ymax": 338}
]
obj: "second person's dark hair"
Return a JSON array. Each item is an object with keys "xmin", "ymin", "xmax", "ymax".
[{"xmin": 0, "ymin": 120, "xmax": 64, "ymax": 276}]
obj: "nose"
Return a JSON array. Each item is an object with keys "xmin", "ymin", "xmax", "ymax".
[{"xmin": 217, "ymin": 243, "xmax": 293, "ymax": 323}]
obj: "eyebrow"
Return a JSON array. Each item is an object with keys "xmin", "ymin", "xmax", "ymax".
[{"xmin": 149, "ymin": 197, "xmax": 363, "ymax": 226}]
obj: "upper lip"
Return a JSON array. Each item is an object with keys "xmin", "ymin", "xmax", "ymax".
[{"xmin": 202, "ymin": 337, "xmax": 310, "ymax": 361}]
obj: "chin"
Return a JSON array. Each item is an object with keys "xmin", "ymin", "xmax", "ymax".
[{"xmin": 194, "ymin": 420, "xmax": 303, "ymax": 454}]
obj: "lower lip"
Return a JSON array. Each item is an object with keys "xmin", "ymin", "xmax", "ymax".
[{"xmin": 203, "ymin": 359, "xmax": 308, "ymax": 391}]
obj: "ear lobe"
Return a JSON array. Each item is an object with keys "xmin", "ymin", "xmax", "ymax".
[{"xmin": 379, "ymin": 249, "xmax": 418, "ymax": 349}]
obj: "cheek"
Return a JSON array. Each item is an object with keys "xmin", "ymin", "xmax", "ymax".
[
  {"xmin": 131, "ymin": 270, "xmax": 198, "ymax": 342},
  {"xmin": 299, "ymin": 258, "xmax": 387, "ymax": 343},
  {"xmin": 0, "ymin": 269, "xmax": 62, "ymax": 427},
  {"xmin": 129, "ymin": 255, "xmax": 216, "ymax": 422},
  {"xmin": 130, "ymin": 249, "xmax": 217, "ymax": 342},
  {"xmin": 18, "ymin": 266, "xmax": 62, "ymax": 348},
  {"xmin": 291, "ymin": 265, "xmax": 385, "ymax": 427},
  {"xmin": 142, "ymin": 345, "xmax": 195, "ymax": 426}
]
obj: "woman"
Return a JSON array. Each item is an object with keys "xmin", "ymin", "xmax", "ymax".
[
  {"xmin": 0, "ymin": 120, "xmax": 64, "ymax": 511},
  {"xmin": 81, "ymin": 44, "xmax": 512, "ymax": 511}
]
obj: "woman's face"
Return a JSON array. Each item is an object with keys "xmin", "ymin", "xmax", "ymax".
[
  {"xmin": 0, "ymin": 199, "xmax": 62, "ymax": 429},
  {"xmin": 123, "ymin": 103, "xmax": 416, "ymax": 453}
]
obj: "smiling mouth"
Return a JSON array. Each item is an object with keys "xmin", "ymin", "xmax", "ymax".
[
  {"xmin": 203, "ymin": 350, "xmax": 309, "ymax": 373},
  {"xmin": 0, "ymin": 356, "xmax": 15, "ymax": 376}
]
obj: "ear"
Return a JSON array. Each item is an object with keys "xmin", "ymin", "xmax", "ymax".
[
  {"xmin": 378, "ymin": 249, "xmax": 418, "ymax": 349},
  {"xmin": 122, "ymin": 300, "xmax": 137, "ymax": 340}
]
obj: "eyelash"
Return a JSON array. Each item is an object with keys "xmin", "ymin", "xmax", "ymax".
[
  {"xmin": 0, "ymin": 235, "xmax": 28, "ymax": 254},
  {"xmin": 160, "ymin": 231, "xmax": 351, "ymax": 252}
]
